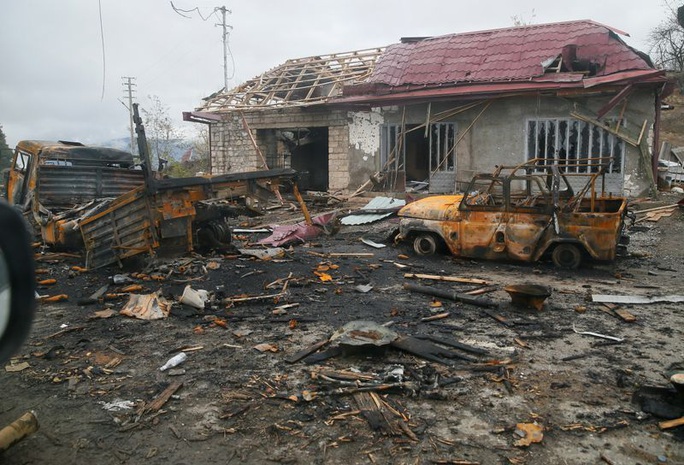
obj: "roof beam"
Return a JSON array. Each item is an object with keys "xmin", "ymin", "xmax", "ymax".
[{"xmin": 596, "ymin": 84, "xmax": 634, "ymax": 120}]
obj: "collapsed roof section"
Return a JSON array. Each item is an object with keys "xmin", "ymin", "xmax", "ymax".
[{"xmin": 199, "ymin": 47, "xmax": 384, "ymax": 111}]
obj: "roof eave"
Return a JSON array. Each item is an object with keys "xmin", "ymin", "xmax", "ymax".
[{"xmin": 330, "ymin": 71, "xmax": 668, "ymax": 108}]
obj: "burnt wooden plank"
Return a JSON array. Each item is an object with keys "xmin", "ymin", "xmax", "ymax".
[
  {"xmin": 403, "ymin": 283, "xmax": 498, "ymax": 308},
  {"xmin": 302, "ymin": 346, "xmax": 343, "ymax": 364},
  {"xmin": 144, "ymin": 381, "xmax": 183, "ymax": 414},
  {"xmin": 415, "ymin": 333, "xmax": 489, "ymax": 356},
  {"xmin": 285, "ymin": 339, "xmax": 330, "ymax": 364},
  {"xmin": 390, "ymin": 336, "xmax": 473, "ymax": 365}
]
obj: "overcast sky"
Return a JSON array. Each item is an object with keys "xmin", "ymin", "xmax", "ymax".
[{"xmin": 0, "ymin": 0, "xmax": 670, "ymax": 147}]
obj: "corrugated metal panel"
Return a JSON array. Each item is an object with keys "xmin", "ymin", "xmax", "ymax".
[
  {"xmin": 80, "ymin": 187, "xmax": 157, "ymax": 269},
  {"xmin": 37, "ymin": 166, "xmax": 144, "ymax": 208},
  {"xmin": 369, "ymin": 20, "xmax": 651, "ymax": 87},
  {"xmin": 341, "ymin": 197, "xmax": 405, "ymax": 225}
]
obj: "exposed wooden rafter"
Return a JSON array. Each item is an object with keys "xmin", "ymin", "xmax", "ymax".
[{"xmin": 199, "ymin": 47, "xmax": 384, "ymax": 111}]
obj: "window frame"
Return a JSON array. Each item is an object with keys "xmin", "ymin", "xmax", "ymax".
[
  {"xmin": 12, "ymin": 150, "xmax": 31, "ymax": 173},
  {"xmin": 380, "ymin": 121, "xmax": 458, "ymax": 174},
  {"xmin": 429, "ymin": 122, "xmax": 457, "ymax": 173},
  {"xmin": 525, "ymin": 118, "xmax": 624, "ymax": 174},
  {"xmin": 380, "ymin": 124, "xmax": 404, "ymax": 172}
]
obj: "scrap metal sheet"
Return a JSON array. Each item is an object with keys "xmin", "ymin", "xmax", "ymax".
[
  {"xmin": 341, "ymin": 197, "xmax": 405, "ymax": 225},
  {"xmin": 80, "ymin": 187, "xmax": 157, "ymax": 269},
  {"xmin": 591, "ymin": 294, "xmax": 684, "ymax": 304}
]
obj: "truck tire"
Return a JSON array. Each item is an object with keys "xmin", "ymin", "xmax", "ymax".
[
  {"xmin": 552, "ymin": 243, "xmax": 582, "ymax": 269},
  {"xmin": 413, "ymin": 233, "xmax": 438, "ymax": 256}
]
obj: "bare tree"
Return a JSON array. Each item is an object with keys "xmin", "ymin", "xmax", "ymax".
[
  {"xmin": 141, "ymin": 95, "xmax": 181, "ymax": 171},
  {"xmin": 511, "ymin": 9, "xmax": 536, "ymax": 27},
  {"xmin": 191, "ymin": 125, "xmax": 210, "ymax": 171},
  {"xmin": 649, "ymin": 1, "xmax": 684, "ymax": 72}
]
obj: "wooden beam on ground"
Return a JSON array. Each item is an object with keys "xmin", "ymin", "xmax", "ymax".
[
  {"xmin": 144, "ymin": 381, "xmax": 183, "ymax": 414},
  {"xmin": 613, "ymin": 308, "xmax": 637, "ymax": 323},
  {"xmin": 285, "ymin": 339, "xmax": 329, "ymax": 364},
  {"xmin": 0, "ymin": 411, "xmax": 39, "ymax": 452},
  {"xmin": 404, "ymin": 273, "xmax": 488, "ymax": 285},
  {"xmin": 403, "ymin": 283, "xmax": 498, "ymax": 308},
  {"xmin": 659, "ymin": 417, "xmax": 684, "ymax": 430}
]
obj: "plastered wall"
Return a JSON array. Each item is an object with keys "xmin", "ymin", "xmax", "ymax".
[{"xmin": 208, "ymin": 90, "xmax": 657, "ymax": 196}]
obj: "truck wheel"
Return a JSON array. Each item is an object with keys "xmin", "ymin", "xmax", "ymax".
[
  {"xmin": 552, "ymin": 244, "xmax": 582, "ymax": 269},
  {"xmin": 413, "ymin": 233, "xmax": 438, "ymax": 256}
]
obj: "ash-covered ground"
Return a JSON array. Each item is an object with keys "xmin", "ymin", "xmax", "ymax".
[{"xmin": 1, "ymin": 194, "xmax": 683, "ymax": 465}]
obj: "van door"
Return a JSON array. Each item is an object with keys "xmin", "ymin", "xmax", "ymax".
[
  {"xmin": 504, "ymin": 176, "xmax": 554, "ymax": 261},
  {"xmin": 457, "ymin": 176, "xmax": 507, "ymax": 260}
]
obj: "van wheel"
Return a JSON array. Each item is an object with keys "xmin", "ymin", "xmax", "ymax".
[
  {"xmin": 413, "ymin": 234, "xmax": 438, "ymax": 256},
  {"xmin": 552, "ymin": 244, "xmax": 582, "ymax": 269}
]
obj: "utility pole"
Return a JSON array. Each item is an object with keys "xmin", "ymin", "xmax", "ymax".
[
  {"xmin": 216, "ymin": 6, "xmax": 231, "ymax": 91},
  {"xmin": 121, "ymin": 76, "xmax": 137, "ymax": 156},
  {"xmin": 170, "ymin": 4, "xmax": 233, "ymax": 91}
]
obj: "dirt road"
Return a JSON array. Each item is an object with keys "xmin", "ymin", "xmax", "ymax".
[{"xmin": 1, "ymin": 196, "xmax": 683, "ymax": 465}]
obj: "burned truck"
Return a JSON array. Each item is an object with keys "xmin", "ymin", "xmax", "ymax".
[
  {"xmin": 4, "ymin": 105, "xmax": 297, "ymax": 269},
  {"xmin": 396, "ymin": 160, "xmax": 630, "ymax": 269},
  {"xmin": 4, "ymin": 140, "xmax": 145, "ymax": 248}
]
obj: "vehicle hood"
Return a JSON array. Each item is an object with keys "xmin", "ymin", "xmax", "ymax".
[{"xmin": 398, "ymin": 195, "xmax": 463, "ymax": 221}]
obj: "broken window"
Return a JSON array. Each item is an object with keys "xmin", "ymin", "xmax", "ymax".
[
  {"xmin": 12, "ymin": 151, "xmax": 31, "ymax": 173},
  {"xmin": 380, "ymin": 122, "xmax": 457, "ymax": 174},
  {"xmin": 430, "ymin": 123, "xmax": 456, "ymax": 173},
  {"xmin": 526, "ymin": 118, "xmax": 623, "ymax": 174},
  {"xmin": 380, "ymin": 124, "xmax": 404, "ymax": 172},
  {"xmin": 379, "ymin": 121, "xmax": 457, "ymax": 192}
]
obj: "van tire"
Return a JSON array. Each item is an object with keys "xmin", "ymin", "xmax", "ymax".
[
  {"xmin": 413, "ymin": 233, "xmax": 438, "ymax": 256},
  {"xmin": 552, "ymin": 243, "xmax": 582, "ymax": 269}
]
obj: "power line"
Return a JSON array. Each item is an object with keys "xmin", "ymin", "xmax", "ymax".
[
  {"xmin": 98, "ymin": 0, "xmax": 106, "ymax": 100},
  {"xmin": 169, "ymin": 2, "xmax": 234, "ymax": 91},
  {"xmin": 170, "ymin": 1, "xmax": 220, "ymax": 21}
]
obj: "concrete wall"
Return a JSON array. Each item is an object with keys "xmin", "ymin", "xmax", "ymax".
[
  {"xmin": 208, "ymin": 88, "xmax": 657, "ymax": 196},
  {"xmin": 349, "ymin": 91, "xmax": 657, "ymax": 196}
]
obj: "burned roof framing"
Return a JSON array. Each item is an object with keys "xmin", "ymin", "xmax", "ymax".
[{"xmin": 200, "ymin": 48, "xmax": 385, "ymax": 111}]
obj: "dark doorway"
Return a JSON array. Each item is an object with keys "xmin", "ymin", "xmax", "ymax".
[
  {"xmin": 404, "ymin": 126, "xmax": 429, "ymax": 184},
  {"xmin": 282, "ymin": 127, "xmax": 329, "ymax": 191}
]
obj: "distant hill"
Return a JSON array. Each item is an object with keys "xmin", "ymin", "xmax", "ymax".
[{"xmin": 99, "ymin": 137, "xmax": 193, "ymax": 162}]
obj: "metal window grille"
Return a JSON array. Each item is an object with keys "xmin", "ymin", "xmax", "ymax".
[
  {"xmin": 380, "ymin": 124, "xmax": 404, "ymax": 171},
  {"xmin": 380, "ymin": 122, "xmax": 456, "ymax": 172},
  {"xmin": 430, "ymin": 123, "xmax": 456, "ymax": 173},
  {"xmin": 265, "ymin": 151, "xmax": 284, "ymax": 169},
  {"xmin": 526, "ymin": 118, "xmax": 623, "ymax": 174}
]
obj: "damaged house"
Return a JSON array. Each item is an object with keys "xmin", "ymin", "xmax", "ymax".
[{"xmin": 185, "ymin": 20, "xmax": 671, "ymax": 196}]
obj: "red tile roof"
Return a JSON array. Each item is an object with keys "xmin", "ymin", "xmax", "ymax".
[{"xmin": 368, "ymin": 20, "xmax": 652, "ymax": 87}]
